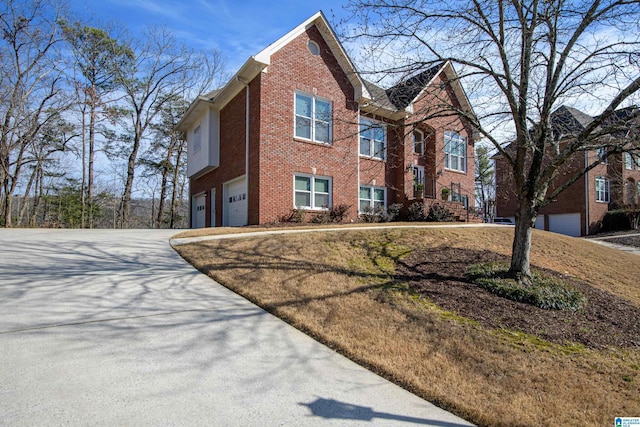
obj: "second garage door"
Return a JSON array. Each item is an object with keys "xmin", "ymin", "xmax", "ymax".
[
  {"xmin": 548, "ymin": 213, "xmax": 581, "ymax": 237},
  {"xmin": 224, "ymin": 177, "xmax": 247, "ymax": 227}
]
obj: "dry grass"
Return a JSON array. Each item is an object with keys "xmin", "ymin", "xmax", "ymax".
[
  {"xmin": 173, "ymin": 226, "xmax": 640, "ymax": 427},
  {"xmin": 171, "ymin": 221, "xmax": 464, "ymax": 239}
]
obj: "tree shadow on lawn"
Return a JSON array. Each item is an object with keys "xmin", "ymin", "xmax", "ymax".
[
  {"xmin": 185, "ymin": 235, "xmax": 639, "ymax": 350},
  {"xmin": 397, "ymin": 246, "xmax": 640, "ymax": 349}
]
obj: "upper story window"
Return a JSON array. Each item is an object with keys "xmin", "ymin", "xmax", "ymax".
[
  {"xmin": 295, "ymin": 92, "xmax": 332, "ymax": 144},
  {"xmin": 597, "ymin": 147, "xmax": 608, "ymax": 164},
  {"xmin": 359, "ymin": 118, "xmax": 386, "ymax": 160},
  {"xmin": 444, "ymin": 130, "xmax": 467, "ymax": 173},
  {"xmin": 626, "ymin": 153, "xmax": 634, "ymax": 170},
  {"xmin": 595, "ymin": 176, "xmax": 610, "ymax": 203},
  {"xmin": 294, "ymin": 174, "xmax": 331, "ymax": 209},
  {"xmin": 193, "ymin": 125, "xmax": 202, "ymax": 153},
  {"xmin": 413, "ymin": 130, "xmax": 424, "ymax": 155},
  {"xmin": 359, "ymin": 185, "xmax": 386, "ymax": 212},
  {"xmin": 307, "ymin": 40, "xmax": 320, "ymax": 56}
]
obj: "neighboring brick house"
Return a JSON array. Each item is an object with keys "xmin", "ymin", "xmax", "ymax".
[
  {"xmin": 178, "ymin": 11, "xmax": 477, "ymax": 228},
  {"xmin": 494, "ymin": 105, "xmax": 640, "ymax": 236}
]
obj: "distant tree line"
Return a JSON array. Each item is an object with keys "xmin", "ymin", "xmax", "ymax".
[{"xmin": 0, "ymin": 0, "xmax": 224, "ymax": 228}]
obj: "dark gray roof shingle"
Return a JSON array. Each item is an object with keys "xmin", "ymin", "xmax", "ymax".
[{"xmin": 363, "ymin": 63, "xmax": 445, "ymax": 111}]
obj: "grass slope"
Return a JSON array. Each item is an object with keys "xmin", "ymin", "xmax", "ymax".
[{"xmin": 173, "ymin": 226, "xmax": 640, "ymax": 427}]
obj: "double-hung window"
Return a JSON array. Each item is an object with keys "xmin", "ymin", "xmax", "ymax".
[
  {"xmin": 595, "ymin": 176, "xmax": 610, "ymax": 203},
  {"xmin": 294, "ymin": 174, "xmax": 331, "ymax": 209},
  {"xmin": 359, "ymin": 186, "xmax": 386, "ymax": 212},
  {"xmin": 295, "ymin": 93, "xmax": 331, "ymax": 144},
  {"xmin": 597, "ymin": 147, "xmax": 608, "ymax": 164},
  {"xmin": 413, "ymin": 130, "xmax": 424, "ymax": 155},
  {"xmin": 359, "ymin": 119, "xmax": 386, "ymax": 160},
  {"xmin": 444, "ymin": 131, "xmax": 466, "ymax": 172},
  {"xmin": 625, "ymin": 153, "xmax": 634, "ymax": 170}
]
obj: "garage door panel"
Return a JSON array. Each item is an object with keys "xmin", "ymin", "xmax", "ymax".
[
  {"xmin": 224, "ymin": 178, "xmax": 247, "ymax": 227},
  {"xmin": 548, "ymin": 213, "xmax": 581, "ymax": 237},
  {"xmin": 192, "ymin": 194, "xmax": 206, "ymax": 229}
]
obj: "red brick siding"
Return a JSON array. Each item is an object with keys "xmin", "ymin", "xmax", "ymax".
[
  {"xmin": 190, "ymin": 85, "xmax": 250, "ymax": 226},
  {"xmin": 494, "ymin": 147, "xmax": 619, "ymax": 235},
  {"xmin": 256, "ymin": 26, "xmax": 359, "ymax": 223},
  {"xmin": 410, "ymin": 75, "xmax": 476, "ymax": 206}
]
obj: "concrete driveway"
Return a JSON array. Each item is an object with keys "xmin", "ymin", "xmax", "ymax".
[{"xmin": 0, "ymin": 229, "xmax": 472, "ymax": 426}]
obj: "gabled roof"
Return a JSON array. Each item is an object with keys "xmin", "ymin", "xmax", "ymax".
[
  {"xmin": 178, "ymin": 12, "xmax": 476, "ymax": 130},
  {"xmin": 177, "ymin": 11, "xmax": 368, "ymax": 131},
  {"xmin": 385, "ymin": 63, "xmax": 444, "ymax": 109},
  {"xmin": 550, "ymin": 105, "xmax": 593, "ymax": 135},
  {"xmin": 360, "ymin": 61, "xmax": 475, "ymax": 122}
]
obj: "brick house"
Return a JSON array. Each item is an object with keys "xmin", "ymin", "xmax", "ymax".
[
  {"xmin": 178, "ymin": 11, "xmax": 477, "ymax": 228},
  {"xmin": 494, "ymin": 105, "xmax": 640, "ymax": 236}
]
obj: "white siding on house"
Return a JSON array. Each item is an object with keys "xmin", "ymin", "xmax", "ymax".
[{"xmin": 187, "ymin": 109, "xmax": 220, "ymax": 178}]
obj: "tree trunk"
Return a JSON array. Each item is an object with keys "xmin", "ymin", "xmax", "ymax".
[
  {"xmin": 88, "ymin": 94, "xmax": 96, "ymax": 229},
  {"xmin": 120, "ymin": 126, "xmax": 142, "ymax": 228},
  {"xmin": 80, "ymin": 106, "xmax": 86, "ymax": 228},
  {"xmin": 509, "ymin": 199, "xmax": 537, "ymax": 281},
  {"xmin": 3, "ymin": 180, "xmax": 12, "ymax": 227}
]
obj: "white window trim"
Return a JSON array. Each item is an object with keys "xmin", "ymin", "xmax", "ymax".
[
  {"xmin": 625, "ymin": 153, "xmax": 634, "ymax": 170},
  {"xmin": 444, "ymin": 130, "xmax": 467, "ymax": 173},
  {"xmin": 595, "ymin": 176, "xmax": 610, "ymax": 203},
  {"xmin": 359, "ymin": 118, "xmax": 386, "ymax": 160},
  {"xmin": 294, "ymin": 91, "xmax": 332, "ymax": 144},
  {"xmin": 359, "ymin": 185, "xmax": 386, "ymax": 213},
  {"xmin": 307, "ymin": 40, "xmax": 320, "ymax": 56},
  {"xmin": 413, "ymin": 129, "xmax": 424, "ymax": 155},
  {"xmin": 293, "ymin": 173, "xmax": 332, "ymax": 210},
  {"xmin": 597, "ymin": 147, "xmax": 609, "ymax": 164}
]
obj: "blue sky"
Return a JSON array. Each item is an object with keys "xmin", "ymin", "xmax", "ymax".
[{"xmin": 68, "ymin": 0, "xmax": 353, "ymax": 72}]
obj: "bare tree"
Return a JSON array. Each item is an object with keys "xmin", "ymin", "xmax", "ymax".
[
  {"xmin": 345, "ymin": 0, "xmax": 640, "ymax": 281},
  {"xmin": 0, "ymin": 0, "xmax": 71, "ymax": 227},
  {"xmin": 110, "ymin": 27, "xmax": 220, "ymax": 228}
]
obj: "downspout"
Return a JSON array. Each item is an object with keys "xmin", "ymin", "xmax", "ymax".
[
  {"xmin": 237, "ymin": 77, "xmax": 250, "ymax": 224},
  {"xmin": 357, "ymin": 107, "xmax": 361, "ymax": 212},
  {"xmin": 584, "ymin": 150, "xmax": 589, "ymax": 236}
]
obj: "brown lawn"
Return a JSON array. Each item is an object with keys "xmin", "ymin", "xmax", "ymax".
[{"xmin": 173, "ymin": 226, "xmax": 640, "ymax": 427}]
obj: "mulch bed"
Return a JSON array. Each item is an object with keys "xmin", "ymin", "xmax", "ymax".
[
  {"xmin": 600, "ymin": 235, "xmax": 640, "ymax": 249},
  {"xmin": 396, "ymin": 247, "xmax": 640, "ymax": 349}
]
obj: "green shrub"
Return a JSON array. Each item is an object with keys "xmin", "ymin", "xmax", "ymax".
[{"xmin": 467, "ymin": 262, "xmax": 586, "ymax": 311}]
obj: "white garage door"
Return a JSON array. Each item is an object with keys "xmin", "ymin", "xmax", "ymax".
[
  {"xmin": 224, "ymin": 177, "xmax": 247, "ymax": 227},
  {"xmin": 192, "ymin": 194, "xmax": 206, "ymax": 229},
  {"xmin": 548, "ymin": 213, "xmax": 581, "ymax": 237},
  {"xmin": 534, "ymin": 216, "xmax": 545, "ymax": 230}
]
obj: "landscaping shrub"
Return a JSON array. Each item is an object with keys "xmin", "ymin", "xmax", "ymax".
[
  {"xmin": 427, "ymin": 204, "xmax": 454, "ymax": 222},
  {"xmin": 281, "ymin": 208, "xmax": 307, "ymax": 223},
  {"xmin": 601, "ymin": 210, "xmax": 631, "ymax": 232},
  {"xmin": 407, "ymin": 201, "xmax": 427, "ymax": 221},
  {"xmin": 467, "ymin": 262, "xmax": 587, "ymax": 311},
  {"xmin": 359, "ymin": 204, "xmax": 402, "ymax": 223},
  {"xmin": 310, "ymin": 204, "xmax": 351, "ymax": 224}
]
